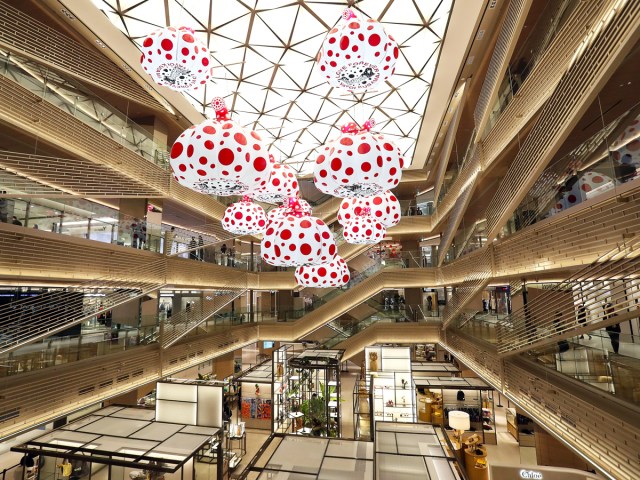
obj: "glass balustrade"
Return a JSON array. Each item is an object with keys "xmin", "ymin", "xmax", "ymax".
[
  {"xmin": 525, "ymin": 329, "xmax": 640, "ymax": 406},
  {"xmin": 482, "ymin": 0, "xmax": 580, "ymax": 136},
  {"xmin": 0, "ymin": 50, "xmax": 170, "ymax": 167}
]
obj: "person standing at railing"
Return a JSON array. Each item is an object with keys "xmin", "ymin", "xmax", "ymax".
[
  {"xmin": 0, "ymin": 191, "xmax": 8, "ymax": 223},
  {"xmin": 163, "ymin": 226, "xmax": 175, "ymax": 255},
  {"xmin": 198, "ymin": 235, "xmax": 204, "ymax": 261},
  {"xmin": 604, "ymin": 303, "xmax": 621, "ymax": 354},
  {"xmin": 221, "ymin": 243, "xmax": 228, "ymax": 266},
  {"xmin": 188, "ymin": 236, "xmax": 198, "ymax": 260},
  {"xmin": 577, "ymin": 304, "xmax": 592, "ymax": 340}
]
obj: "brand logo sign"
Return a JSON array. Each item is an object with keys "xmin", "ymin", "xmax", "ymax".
[{"xmin": 520, "ymin": 470, "xmax": 543, "ymax": 479}]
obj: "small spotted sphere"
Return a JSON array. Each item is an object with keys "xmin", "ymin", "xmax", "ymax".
[
  {"xmin": 314, "ymin": 124, "xmax": 403, "ymax": 198},
  {"xmin": 295, "ymin": 256, "xmax": 350, "ymax": 287},
  {"xmin": 170, "ymin": 98, "xmax": 271, "ymax": 196},
  {"xmin": 343, "ymin": 216, "xmax": 386, "ymax": 245},
  {"xmin": 316, "ymin": 9, "xmax": 398, "ymax": 92},
  {"xmin": 252, "ymin": 163, "xmax": 300, "ymax": 204},
  {"xmin": 338, "ymin": 190, "xmax": 401, "ymax": 228},
  {"xmin": 221, "ymin": 198, "xmax": 267, "ymax": 235},
  {"xmin": 140, "ymin": 26, "xmax": 211, "ymax": 91},
  {"xmin": 261, "ymin": 213, "xmax": 337, "ymax": 267},
  {"xmin": 266, "ymin": 199, "xmax": 312, "ymax": 227}
]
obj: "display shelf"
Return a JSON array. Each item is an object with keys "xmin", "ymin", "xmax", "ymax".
[
  {"xmin": 506, "ymin": 407, "xmax": 536, "ymax": 446},
  {"xmin": 372, "ymin": 372, "xmax": 416, "ymax": 424},
  {"xmin": 414, "ymin": 377, "xmax": 496, "ymax": 445},
  {"xmin": 353, "ymin": 372, "xmax": 372, "ymax": 440}
]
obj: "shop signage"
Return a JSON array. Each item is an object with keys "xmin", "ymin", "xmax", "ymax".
[{"xmin": 520, "ymin": 471, "xmax": 543, "ymax": 479}]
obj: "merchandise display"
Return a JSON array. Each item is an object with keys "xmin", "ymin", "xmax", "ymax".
[
  {"xmin": 413, "ymin": 376, "xmax": 497, "ymax": 445},
  {"xmin": 270, "ymin": 346, "xmax": 343, "ymax": 437},
  {"xmin": 236, "ymin": 361, "xmax": 273, "ymax": 430},
  {"xmin": 506, "ymin": 408, "xmax": 536, "ymax": 447}
]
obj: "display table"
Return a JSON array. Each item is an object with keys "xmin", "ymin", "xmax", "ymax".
[
  {"xmin": 227, "ymin": 433, "xmax": 246, "ymax": 455},
  {"xmin": 464, "ymin": 446, "xmax": 488, "ymax": 480},
  {"xmin": 418, "ymin": 397, "xmax": 432, "ymax": 422}
]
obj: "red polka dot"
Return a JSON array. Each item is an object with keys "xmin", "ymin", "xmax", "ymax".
[
  {"xmin": 581, "ymin": 184, "xmax": 592, "ymax": 192},
  {"xmin": 329, "ymin": 244, "xmax": 336, "ymax": 255},
  {"xmin": 301, "ymin": 244, "xmax": 312, "ymax": 255},
  {"xmin": 318, "ymin": 267, "xmax": 327, "ymax": 277},
  {"xmin": 203, "ymin": 126, "xmax": 216, "ymax": 135},
  {"xmin": 358, "ymin": 143, "xmax": 371, "ymax": 154},
  {"xmin": 178, "ymin": 164, "xmax": 186, "ymax": 172},
  {"xmin": 235, "ymin": 211, "xmax": 243, "ymax": 219},
  {"xmin": 181, "ymin": 47, "xmax": 189, "ymax": 56},
  {"xmin": 161, "ymin": 39, "xmax": 173, "ymax": 51},
  {"xmin": 197, "ymin": 169, "xmax": 206, "ymax": 176},
  {"xmin": 281, "ymin": 229, "xmax": 292, "ymax": 240},
  {"xmin": 143, "ymin": 38, "xmax": 153, "ymax": 47},
  {"xmin": 393, "ymin": 47, "xmax": 399, "ymax": 59},
  {"xmin": 202, "ymin": 57, "xmax": 209, "ymax": 66},
  {"xmin": 205, "ymin": 140, "xmax": 215, "ymax": 150},
  {"xmin": 373, "ymin": 196, "xmax": 382, "ymax": 205},
  {"xmin": 254, "ymin": 157, "xmax": 267, "ymax": 171},
  {"xmin": 368, "ymin": 34, "xmax": 380, "ymax": 46},
  {"xmin": 329, "ymin": 37, "xmax": 336, "ymax": 44},
  {"xmin": 340, "ymin": 137, "xmax": 353, "ymax": 146},
  {"xmin": 592, "ymin": 176, "xmax": 604, "ymax": 183},
  {"xmin": 234, "ymin": 132, "xmax": 247, "ymax": 145},
  {"xmin": 219, "ymin": 148, "xmax": 234, "ymax": 165},
  {"xmin": 301, "ymin": 220, "xmax": 312, "ymax": 228},
  {"xmin": 182, "ymin": 33, "xmax": 195, "ymax": 43},
  {"xmin": 361, "ymin": 162, "xmax": 371, "ymax": 172},
  {"xmin": 340, "ymin": 36, "xmax": 350, "ymax": 50},
  {"xmin": 383, "ymin": 143, "xmax": 394, "ymax": 151},
  {"xmin": 251, "ymin": 131, "xmax": 262, "ymax": 141},
  {"xmin": 331, "ymin": 158, "xmax": 342, "ymax": 171},
  {"xmin": 171, "ymin": 142, "xmax": 183, "ymax": 158}
]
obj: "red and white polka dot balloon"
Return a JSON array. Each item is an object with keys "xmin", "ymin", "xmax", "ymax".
[
  {"xmin": 221, "ymin": 196, "xmax": 267, "ymax": 235},
  {"xmin": 343, "ymin": 213, "xmax": 386, "ymax": 245},
  {"xmin": 314, "ymin": 120, "xmax": 403, "ymax": 198},
  {"xmin": 170, "ymin": 98, "xmax": 271, "ymax": 196},
  {"xmin": 140, "ymin": 26, "xmax": 211, "ymax": 91},
  {"xmin": 295, "ymin": 256, "xmax": 350, "ymax": 288},
  {"xmin": 252, "ymin": 163, "xmax": 299, "ymax": 204},
  {"xmin": 266, "ymin": 198, "xmax": 312, "ymax": 227},
  {"xmin": 337, "ymin": 190, "xmax": 401, "ymax": 228},
  {"xmin": 261, "ymin": 201, "xmax": 337, "ymax": 267},
  {"xmin": 317, "ymin": 9, "xmax": 398, "ymax": 92}
]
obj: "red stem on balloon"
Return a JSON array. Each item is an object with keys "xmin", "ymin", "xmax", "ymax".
[
  {"xmin": 211, "ymin": 97, "xmax": 230, "ymax": 121},
  {"xmin": 341, "ymin": 119, "xmax": 376, "ymax": 134},
  {"xmin": 285, "ymin": 196, "xmax": 306, "ymax": 218},
  {"xmin": 241, "ymin": 195, "xmax": 252, "ymax": 203},
  {"xmin": 342, "ymin": 9, "xmax": 357, "ymax": 21}
]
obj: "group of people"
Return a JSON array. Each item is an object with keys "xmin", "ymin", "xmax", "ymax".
[
  {"xmin": 383, "ymin": 293, "xmax": 405, "ymax": 311},
  {"xmin": 188, "ymin": 235, "xmax": 206, "ymax": 260}
]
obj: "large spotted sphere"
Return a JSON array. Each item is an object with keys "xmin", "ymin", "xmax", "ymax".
[
  {"xmin": 266, "ymin": 199, "xmax": 312, "ymax": 227},
  {"xmin": 295, "ymin": 256, "xmax": 350, "ymax": 288},
  {"xmin": 314, "ymin": 130, "xmax": 403, "ymax": 198},
  {"xmin": 317, "ymin": 9, "xmax": 397, "ymax": 92},
  {"xmin": 140, "ymin": 26, "xmax": 211, "ymax": 91},
  {"xmin": 221, "ymin": 200, "xmax": 267, "ymax": 235},
  {"xmin": 252, "ymin": 163, "xmax": 300, "ymax": 204},
  {"xmin": 170, "ymin": 118, "xmax": 271, "ymax": 196},
  {"xmin": 343, "ymin": 216, "xmax": 386, "ymax": 245},
  {"xmin": 261, "ymin": 215, "xmax": 337, "ymax": 267},
  {"xmin": 338, "ymin": 190, "xmax": 401, "ymax": 228}
]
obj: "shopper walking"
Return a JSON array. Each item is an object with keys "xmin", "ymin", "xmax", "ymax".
[
  {"xmin": 221, "ymin": 243, "xmax": 228, "ymax": 266},
  {"xmin": 198, "ymin": 235, "xmax": 204, "ymax": 261},
  {"xmin": 604, "ymin": 303, "xmax": 621, "ymax": 354},
  {"xmin": 189, "ymin": 236, "xmax": 198, "ymax": 260}
]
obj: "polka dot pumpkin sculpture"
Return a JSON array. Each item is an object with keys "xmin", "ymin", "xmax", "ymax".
[
  {"xmin": 261, "ymin": 198, "xmax": 337, "ymax": 267},
  {"xmin": 317, "ymin": 9, "xmax": 397, "ymax": 92},
  {"xmin": 170, "ymin": 97, "xmax": 271, "ymax": 196},
  {"xmin": 337, "ymin": 190, "xmax": 401, "ymax": 228},
  {"xmin": 252, "ymin": 163, "xmax": 300, "ymax": 204},
  {"xmin": 266, "ymin": 198, "xmax": 312, "ymax": 227},
  {"xmin": 314, "ymin": 119, "xmax": 403, "ymax": 198},
  {"xmin": 295, "ymin": 256, "xmax": 350, "ymax": 288},
  {"xmin": 343, "ymin": 210, "xmax": 386, "ymax": 245},
  {"xmin": 221, "ymin": 196, "xmax": 267, "ymax": 235},
  {"xmin": 140, "ymin": 26, "xmax": 211, "ymax": 91}
]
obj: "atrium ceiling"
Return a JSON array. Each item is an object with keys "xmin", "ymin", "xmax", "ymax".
[{"xmin": 89, "ymin": 0, "xmax": 453, "ymax": 174}]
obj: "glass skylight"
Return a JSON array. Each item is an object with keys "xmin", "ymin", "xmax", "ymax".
[{"xmin": 91, "ymin": 0, "xmax": 453, "ymax": 174}]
